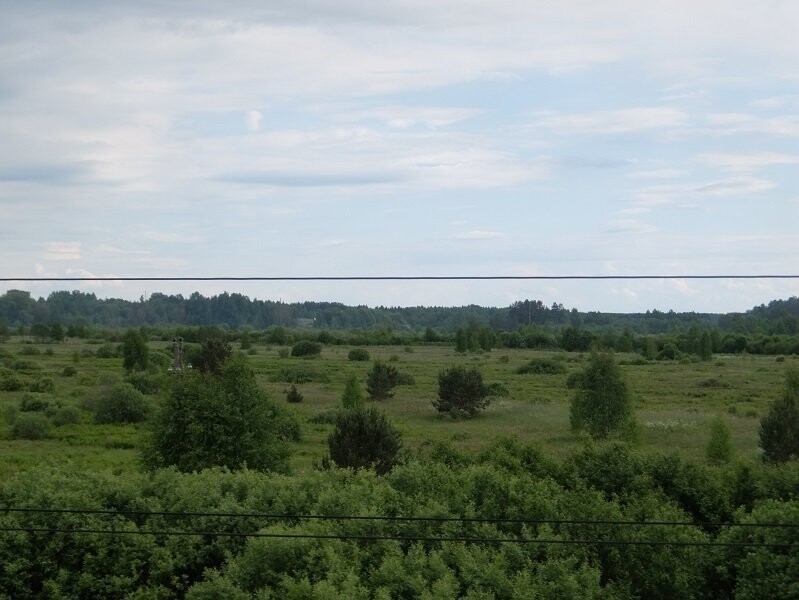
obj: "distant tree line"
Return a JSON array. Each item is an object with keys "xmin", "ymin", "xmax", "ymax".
[{"xmin": 2, "ymin": 290, "xmax": 799, "ymax": 355}]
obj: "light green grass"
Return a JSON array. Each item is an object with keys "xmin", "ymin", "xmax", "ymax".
[{"xmin": 1, "ymin": 337, "xmax": 792, "ymax": 477}]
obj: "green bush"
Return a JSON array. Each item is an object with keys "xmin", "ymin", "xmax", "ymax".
[
  {"xmin": 19, "ymin": 393, "xmax": 49, "ymax": 412},
  {"xmin": 291, "ymin": 340, "xmax": 322, "ymax": 358},
  {"xmin": 61, "ymin": 365, "xmax": 77, "ymax": 377},
  {"xmin": 19, "ymin": 345, "xmax": 41, "ymax": 356},
  {"xmin": 94, "ymin": 383, "xmax": 151, "ymax": 424},
  {"xmin": 0, "ymin": 367, "xmax": 24, "ymax": 391},
  {"xmin": 366, "ymin": 361, "xmax": 399, "ymax": 400},
  {"xmin": 759, "ymin": 368, "xmax": 799, "ymax": 463},
  {"xmin": 328, "ymin": 407, "xmax": 402, "ymax": 475},
  {"xmin": 348, "ymin": 348, "xmax": 370, "ymax": 361},
  {"xmin": 52, "ymin": 405, "xmax": 82, "ymax": 426},
  {"xmin": 94, "ymin": 343, "xmax": 118, "ymax": 358},
  {"xmin": 270, "ymin": 366, "xmax": 329, "ymax": 384},
  {"xmin": 706, "ymin": 416, "xmax": 733, "ymax": 464},
  {"xmin": 434, "ymin": 366, "xmax": 490, "ymax": 418},
  {"xmin": 125, "ymin": 371, "xmax": 163, "ymax": 395},
  {"xmin": 516, "ymin": 357, "xmax": 567, "ymax": 375},
  {"xmin": 341, "ymin": 374, "xmax": 364, "ymax": 410},
  {"xmin": 285, "ymin": 384, "xmax": 303, "ymax": 403},
  {"xmin": 10, "ymin": 412, "xmax": 51, "ymax": 439},
  {"xmin": 28, "ymin": 376, "xmax": 55, "ymax": 393}
]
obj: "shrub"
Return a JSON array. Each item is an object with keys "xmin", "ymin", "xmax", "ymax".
[
  {"xmin": 569, "ymin": 352, "xmax": 634, "ymax": 439},
  {"xmin": 52, "ymin": 405, "xmax": 82, "ymax": 426},
  {"xmin": 341, "ymin": 374, "xmax": 364, "ymax": 410},
  {"xmin": 28, "ymin": 376, "xmax": 55, "ymax": 393},
  {"xmin": 94, "ymin": 343, "xmax": 117, "ymax": 358},
  {"xmin": 270, "ymin": 366, "xmax": 329, "ymax": 384},
  {"xmin": 291, "ymin": 340, "xmax": 322, "ymax": 358},
  {"xmin": 19, "ymin": 394, "xmax": 49, "ymax": 412},
  {"xmin": 434, "ymin": 366, "xmax": 490, "ymax": 418},
  {"xmin": 348, "ymin": 348, "xmax": 370, "ymax": 361},
  {"xmin": 706, "ymin": 416, "xmax": 733, "ymax": 464},
  {"xmin": 0, "ymin": 367, "xmax": 24, "ymax": 391},
  {"xmin": 94, "ymin": 383, "xmax": 151, "ymax": 424},
  {"xmin": 277, "ymin": 348, "xmax": 290, "ymax": 359},
  {"xmin": 327, "ymin": 407, "xmax": 402, "ymax": 475},
  {"xmin": 19, "ymin": 346, "xmax": 41, "ymax": 356},
  {"xmin": 516, "ymin": 358, "xmax": 567, "ymax": 375},
  {"xmin": 125, "ymin": 371, "xmax": 163, "ymax": 395},
  {"xmin": 395, "ymin": 372, "xmax": 416, "ymax": 386},
  {"xmin": 285, "ymin": 384, "xmax": 303, "ymax": 403},
  {"xmin": 61, "ymin": 365, "xmax": 77, "ymax": 377},
  {"xmin": 759, "ymin": 368, "xmax": 799, "ymax": 463},
  {"xmin": 366, "ymin": 361, "xmax": 399, "ymax": 400},
  {"xmin": 10, "ymin": 412, "xmax": 51, "ymax": 440}
]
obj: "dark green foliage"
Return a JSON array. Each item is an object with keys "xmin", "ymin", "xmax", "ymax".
[
  {"xmin": 285, "ymin": 384, "xmax": 303, "ymax": 403},
  {"xmin": 327, "ymin": 407, "xmax": 402, "ymax": 475},
  {"xmin": 124, "ymin": 371, "xmax": 163, "ymax": 395},
  {"xmin": 569, "ymin": 352, "xmax": 634, "ymax": 439},
  {"xmin": 706, "ymin": 416, "xmax": 733, "ymax": 464},
  {"xmin": 0, "ymin": 367, "xmax": 24, "ymax": 391},
  {"xmin": 19, "ymin": 394, "xmax": 49, "ymax": 413},
  {"xmin": 270, "ymin": 365, "xmax": 329, "ymax": 384},
  {"xmin": 19, "ymin": 345, "xmax": 40, "ymax": 355},
  {"xmin": 347, "ymin": 348, "xmax": 370, "ymax": 361},
  {"xmin": 28, "ymin": 376, "xmax": 54, "ymax": 393},
  {"xmin": 144, "ymin": 357, "xmax": 296, "ymax": 472},
  {"xmin": 10, "ymin": 412, "xmax": 51, "ymax": 439},
  {"xmin": 52, "ymin": 405, "xmax": 81, "ymax": 426},
  {"xmin": 61, "ymin": 365, "xmax": 77, "ymax": 377},
  {"xmin": 759, "ymin": 368, "xmax": 799, "ymax": 463},
  {"xmin": 394, "ymin": 371, "xmax": 415, "ymax": 386},
  {"xmin": 121, "ymin": 328, "xmax": 149, "ymax": 372},
  {"xmin": 366, "ymin": 361, "xmax": 399, "ymax": 400},
  {"xmin": 516, "ymin": 357, "xmax": 567, "ymax": 375},
  {"xmin": 434, "ymin": 366, "xmax": 490, "ymax": 418},
  {"xmin": 192, "ymin": 337, "xmax": 233, "ymax": 374},
  {"xmin": 290, "ymin": 340, "xmax": 322, "ymax": 358},
  {"xmin": 94, "ymin": 342, "xmax": 117, "ymax": 358},
  {"xmin": 94, "ymin": 383, "xmax": 151, "ymax": 424}
]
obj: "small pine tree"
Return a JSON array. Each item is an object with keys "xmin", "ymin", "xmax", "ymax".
[
  {"xmin": 121, "ymin": 328, "xmax": 149, "ymax": 372},
  {"xmin": 706, "ymin": 416, "xmax": 733, "ymax": 464},
  {"xmin": 286, "ymin": 384, "xmax": 303, "ymax": 403},
  {"xmin": 341, "ymin": 374, "xmax": 364, "ymax": 410},
  {"xmin": 327, "ymin": 407, "xmax": 402, "ymax": 475},
  {"xmin": 759, "ymin": 368, "xmax": 799, "ymax": 463},
  {"xmin": 366, "ymin": 361, "xmax": 399, "ymax": 400},
  {"xmin": 434, "ymin": 366, "xmax": 490, "ymax": 418}
]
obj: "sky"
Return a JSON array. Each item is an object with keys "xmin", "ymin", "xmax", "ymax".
[{"xmin": 0, "ymin": 0, "xmax": 797, "ymax": 313}]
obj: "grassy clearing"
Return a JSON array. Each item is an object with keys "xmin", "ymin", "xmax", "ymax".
[{"xmin": 0, "ymin": 336, "xmax": 793, "ymax": 478}]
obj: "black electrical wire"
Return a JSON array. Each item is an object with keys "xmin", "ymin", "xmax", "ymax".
[
  {"xmin": 1, "ymin": 526, "xmax": 795, "ymax": 548},
  {"xmin": 3, "ymin": 506, "xmax": 798, "ymax": 530}
]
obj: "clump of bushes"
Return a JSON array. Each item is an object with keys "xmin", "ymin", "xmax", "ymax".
[
  {"xmin": 125, "ymin": 371, "xmax": 163, "ymax": 395},
  {"xmin": 327, "ymin": 407, "xmax": 403, "ymax": 475},
  {"xmin": 291, "ymin": 340, "xmax": 322, "ymax": 358},
  {"xmin": 0, "ymin": 367, "xmax": 25, "ymax": 391},
  {"xmin": 94, "ymin": 383, "xmax": 151, "ymax": 424},
  {"xmin": 28, "ymin": 376, "xmax": 55, "ymax": 393},
  {"xmin": 10, "ymin": 413, "xmax": 52, "ymax": 440},
  {"xmin": 61, "ymin": 365, "xmax": 77, "ymax": 377},
  {"xmin": 366, "ymin": 361, "xmax": 399, "ymax": 400},
  {"xmin": 516, "ymin": 358, "xmax": 567, "ymax": 375},
  {"xmin": 52, "ymin": 405, "xmax": 82, "ymax": 426},
  {"xmin": 270, "ymin": 366, "xmax": 330, "ymax": 384},
  {"xmin": 19, "ymin": 394, "xmax": 49, "ymax": 413},
  {"xmin": 348, "ymin": 348, "xmax": 370, "ymax": 361}
]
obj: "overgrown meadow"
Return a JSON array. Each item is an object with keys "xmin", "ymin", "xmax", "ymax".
[{"xmin": 1, "ymin": 333, "xmax": 798, "ymax": 598}]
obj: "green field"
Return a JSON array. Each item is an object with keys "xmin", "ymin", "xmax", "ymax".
[{"xmin": 1, "ymin": 336, "xmax": 792, "ymax": 479}]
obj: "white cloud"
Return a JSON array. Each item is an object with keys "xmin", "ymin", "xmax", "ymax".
[
  {"xmin": 606, "ymin": 219, "xmax": 658, "ymax": 234},
  {"xmin": 245, "ymin": 110, "xmax": 263, "ymax": 132},
  {"xmin": 333, "ymin": 105, "xmax": 481, "ymax": 129},
  {"xmin": 628, "ymin": 169, "xmax": 687, "ymax": 180},
  {"xmin": 706, "ymin": 113, "xmax": 799, "ymax": 136},
  {"xmin": 635, "ymin": 176, "xmax": 776, "ymax": 207},
  {"xmin": 455, "ymin": 230, "xmax": 508, "ymax": 241},
  {"xmin": 44, "ymin": 241, "xmax": 81, "ymax": 261},
  {"xmin": 533, "ymin": 108, "xmax": 688, "ymax": 135},
  {"xmin": 698, "ymin": 152, "xmax": 799, "ymax": 172}
]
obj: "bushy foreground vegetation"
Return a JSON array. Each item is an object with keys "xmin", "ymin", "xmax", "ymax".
[{"xmin": 1, "ymin": 441, "xmax": 798, "ymax": 599}]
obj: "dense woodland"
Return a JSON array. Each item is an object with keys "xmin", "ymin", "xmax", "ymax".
[{"xmin": 2, "ymin": 289, "xmax": 799, "ymax": 334}]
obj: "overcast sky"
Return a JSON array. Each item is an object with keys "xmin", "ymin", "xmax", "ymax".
[{"xmin": 1, "ymin": 1, "xmax": 797, "ymax": 312}]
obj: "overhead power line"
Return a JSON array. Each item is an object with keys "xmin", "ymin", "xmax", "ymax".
[
  {"xmin": 2, "ymin": 274, "xmax": 799, "ymax": 282},
  {"xmin": 4, "ymin": 507, "xmax": 798, "ymax": 530},
  {"xmin": 1, "ymin": 526, "xmax": 795, "ymax": 548}
]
